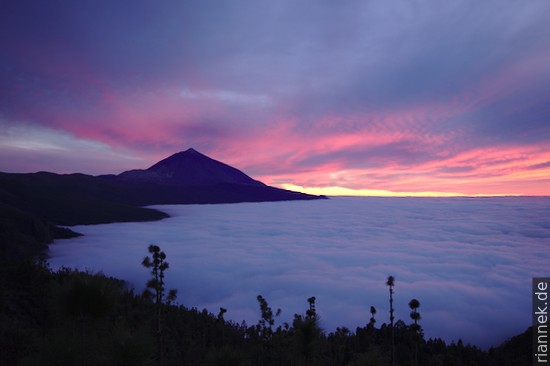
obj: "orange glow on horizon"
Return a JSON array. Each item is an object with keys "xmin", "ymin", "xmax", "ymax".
[{"xmin": 280, "ymin": 184, "xmax": 524, "ymax": 197}]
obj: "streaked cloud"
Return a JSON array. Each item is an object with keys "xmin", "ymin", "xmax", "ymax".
[
  {"xmin": 0, "ymin": 121, "xmax": 142, "ymax": 174},
  {"xmin": 180, "ymin": 87, "xmax": 271, "ymax": 107}
]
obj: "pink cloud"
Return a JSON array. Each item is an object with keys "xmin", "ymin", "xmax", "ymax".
[{"xmin": 3, "ymin": 35, "xmax": 549, "ymax": 196}]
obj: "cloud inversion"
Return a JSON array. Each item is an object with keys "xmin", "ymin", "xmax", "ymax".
[{"xmin": 49, "ymin": 197, "xmax": 550, "ymax": 348}]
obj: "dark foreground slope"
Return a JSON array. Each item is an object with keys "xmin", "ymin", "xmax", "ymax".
[
  {"xmin": 0, "ymin": 261, "xmax": 533, "ymax": 366},
  {"xmin": 0, "ymin": 148, "xmax": 325, "ymax": 258}
]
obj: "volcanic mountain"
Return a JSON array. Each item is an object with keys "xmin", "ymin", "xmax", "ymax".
[
  {"xmin": 0, "ymin": 149, "xmax": 326, "ymax": 257},
  {"xmin": 118, "ymin": 148, "xmax": 265, "ymax": 187},
  {"xmin": 112, "ymin": 148, "xmax": 325, "ymax": 206}
]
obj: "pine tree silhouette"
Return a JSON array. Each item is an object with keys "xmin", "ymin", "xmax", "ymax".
[
  {"xmin": 386, "ymin": 275, "xmax": 395, "ymax": 366},
  {"xmin": 409, "ymin": 298, "xmax": 422, "ymax": 366},
  {"xmin": 142, "ymin": 244, "xmax": 177, "ymax": 366},
  {"xmin": 369, "ymin": 306, "xmax": 377, "ymax": 327}
]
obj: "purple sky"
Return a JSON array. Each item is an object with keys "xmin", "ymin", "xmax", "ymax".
[{"xmin": 1, "ymin": 1, "xmax": 550, "ymax": 195}]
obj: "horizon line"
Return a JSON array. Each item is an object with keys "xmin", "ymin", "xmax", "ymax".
[
  {"xmin": 279, "ymin": 184, "xmax": 548, "ymax": 198},
  {"xmin": 1, "ymin": 169, "xmax": 547, "ymax": 198}
]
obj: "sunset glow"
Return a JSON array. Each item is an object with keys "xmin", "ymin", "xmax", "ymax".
[
  {"xmin": 1, "ymin": 1, "xmax": 549, "ymax": 195},
  {"xmin": 279, "ymin": 185, "xmax": 520, "ymax": 198}
]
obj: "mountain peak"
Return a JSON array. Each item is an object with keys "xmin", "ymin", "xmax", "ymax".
[
  {"xmin": 120, "ymin": 149, "xmax": 264, "ymax": 187},
  {"xmin": 156, "ymin": 148, "xmax": 205, "ymax": 162},
  {"xmin": 177, "ymin": 147, "xmax": 201, "ymax": 156}
]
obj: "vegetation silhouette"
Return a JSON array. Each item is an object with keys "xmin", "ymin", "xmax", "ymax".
[
  {"xmin": 386, "ymin": 275, "xmax": 396, "ymax": 366},
  {"xmin": 0, "ymin": 253, "xmax": 534, "ymax": 365},
  {"xmin": 142, "ymin": 244, "xmax": 177, "ymax": 365},
  {"xmin": 409, "ymin": 298, "xmax": 421, "ymax": 366},
  {"xmin": 292, "ymin": 296, "xmax": 322, "ymax": 366},
  {"xmin": 369, "ymin": 306, "xmax": 377, "ymax": 328}
]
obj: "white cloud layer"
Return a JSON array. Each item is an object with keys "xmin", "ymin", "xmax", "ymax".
[{"xmin": 49, "ymin": 197, "xmax": 550, "ymax": 348}]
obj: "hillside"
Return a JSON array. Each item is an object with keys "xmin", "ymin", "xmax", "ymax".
[{"xmin": 0, "ymin": 149, "xmax": 325, "ymax": 258}]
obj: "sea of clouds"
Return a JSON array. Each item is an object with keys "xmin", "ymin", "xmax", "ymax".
[{"xmin": 49, "ymin": 197, "xmax": 550, "ymax": 348}]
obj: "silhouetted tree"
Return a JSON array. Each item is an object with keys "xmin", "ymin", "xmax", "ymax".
[
  {"xmin": 256, "ymin": 295, "xmax": 281, "ymax": 340},
  {"xmin": 255, "ymin": 295, "xmax": 281, "ymax": 363},
  {"xmin": 386, "ymin": 275, "xmax": 395, "ymax": 366},
  {"xmin": 217, "ymin": 307, "xmax": 228, "ymax": 347},
  {"xmin": 142, "ymin": 244, "xmax": 177, "ymax": 365},
  {"xmin": 218, "ymin": 307, "xmax": 227, "ymax": 321},
  {"xmin": 409, "ymin": 298, "xmax": 421, "ymax": 366},
  {"xmin": 293, "ymin": 296, "xmax": 322, "ymax": 366},
  {"xmin": 306, "ymin": 296, "xmax": 317, "ymax": 320},
  {"xmin": 409, "ymin": 298, "xmax": 421, "ymax": 331},
  {"xmin": 369, "ymin": 306, "xmax": 377, "ymax": 327}
]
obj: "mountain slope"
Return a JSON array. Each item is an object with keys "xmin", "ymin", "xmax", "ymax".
[
  {"xmin": 0, "ymin": 149, "xmax": 326, "ymax": 256},
  {"xmin": 1, "ymin": 149, "xmax": 324, "ymax": 225},
  {"xmin": 112, "ymin": 148, "xmax": 325, "ymax": 206},
  {"xmin": 119, "ymin": 148, "xmax": 265, "ymax": 186}
]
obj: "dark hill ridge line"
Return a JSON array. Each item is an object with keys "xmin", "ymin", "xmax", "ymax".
[
  {"xmin": 0, "ymin": 149, "xmax": 326, "ymax": 258},
  {"xmin": 1, "ymin": 149, "xmax": 326, "ymax": 226}
]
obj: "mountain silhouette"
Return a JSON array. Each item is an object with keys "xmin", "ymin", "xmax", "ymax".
[
  {"xmin": 0, "ymin": 149, "xmax": 326, "ymax": 233},
  {"xmin": 119, "ymin": 148, "xmax": 265, "ymax": 187}
]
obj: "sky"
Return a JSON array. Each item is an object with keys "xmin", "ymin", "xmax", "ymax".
[
  {"xmin": 48, "ymin": 197, "xmax": 550, "ymax": 348},
  {"xmin": 1, "ymin": 0, "xmax": 550, "ymax": 196}
]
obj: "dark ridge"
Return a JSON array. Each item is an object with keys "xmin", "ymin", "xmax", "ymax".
[
  {"xmin": 0, "ymin": 261, "xmax": 533, "ymax": 365},
  {"xmin": 0, "ymin": 149, "xmax": 326, "ymax": 257}
]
